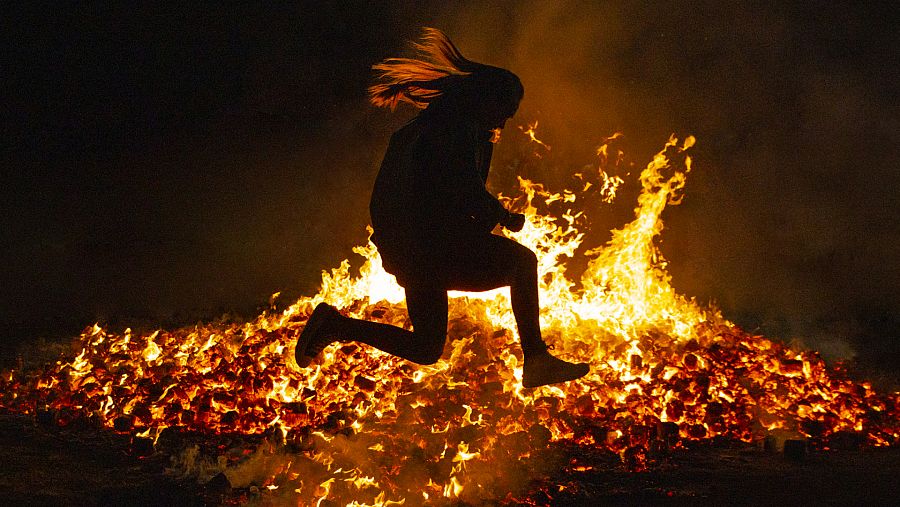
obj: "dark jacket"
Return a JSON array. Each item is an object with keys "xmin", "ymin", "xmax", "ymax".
[{"xmin": 370, "ymin": 108, "xmax": 507, "ymax": 282}]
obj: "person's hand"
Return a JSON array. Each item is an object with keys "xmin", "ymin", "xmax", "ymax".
[{"xmin": 503, "ymin": 212, "xmax": 526, "ymax": 232}]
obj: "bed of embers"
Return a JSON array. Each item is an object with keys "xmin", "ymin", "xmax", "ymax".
[{"xmin": 2, "ymin": 132, "xmax": 897, "ymax": 505}]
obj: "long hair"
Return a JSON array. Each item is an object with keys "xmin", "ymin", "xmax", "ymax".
[{"xmin": 369, "ymin": 28, "xmax": 520, "ymax": 113}]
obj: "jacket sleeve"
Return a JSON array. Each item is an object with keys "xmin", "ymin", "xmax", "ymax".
[{"xmin": 420, "ymin": 125, "xmax": 507, "ymax": 232}]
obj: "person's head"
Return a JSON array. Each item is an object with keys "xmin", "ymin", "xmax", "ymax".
[{"xmin": 369, "ymin": 28, "xmax": 523, "ymax": 130}]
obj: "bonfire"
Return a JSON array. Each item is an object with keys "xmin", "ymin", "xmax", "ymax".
[{"xmin": 1, "ymin": 125, "xmax": 897, "ymax": 506}]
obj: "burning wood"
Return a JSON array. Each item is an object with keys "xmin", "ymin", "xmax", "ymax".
[{"xmin": 1, "ymin": 130, "xmax": 898, "ymax": 505}]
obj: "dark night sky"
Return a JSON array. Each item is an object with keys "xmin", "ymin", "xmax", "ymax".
[{"xmin": 2, "ymin": 2, "xmax": 898, "ymax": 374}]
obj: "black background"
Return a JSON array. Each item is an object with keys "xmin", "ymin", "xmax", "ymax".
[{"xmin": 2, "ymin": 2, "xmax": 898, "ymax": 375}]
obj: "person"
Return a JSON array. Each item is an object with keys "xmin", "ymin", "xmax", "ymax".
[{"xmin": 295, "ymin": 28, "xmax": 588, "ymax": 388}]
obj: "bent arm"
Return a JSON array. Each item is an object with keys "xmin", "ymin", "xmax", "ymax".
[{"xmin": 424, "ymin": 126, "xmax": 508, "ymax": 232}]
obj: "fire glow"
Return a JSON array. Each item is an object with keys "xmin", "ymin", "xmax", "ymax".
[{"xmin": 1, "ymin": 126, "xmax": 898, "ymax": 505}]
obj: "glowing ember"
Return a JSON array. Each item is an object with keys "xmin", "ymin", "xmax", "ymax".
[{"xmin": 1, "ymin": 127, "xmax": 898, "ymax": 505}]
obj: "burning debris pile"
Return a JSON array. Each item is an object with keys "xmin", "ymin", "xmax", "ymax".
[{"xmin": 1, "ymin": 130, "xmax": 898, "ymax": 505}]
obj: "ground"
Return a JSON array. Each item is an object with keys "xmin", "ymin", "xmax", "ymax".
[{"xmin": 2, "ymin": 414, "xmax": 898, "ymax": 506}]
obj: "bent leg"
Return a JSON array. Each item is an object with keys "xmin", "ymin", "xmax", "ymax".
[
  {"xmin": 297, "ymin": 233, "xmax": 588, "ymax": 386},
  {"xmin": 441, "ymin": 234, "xmax": 589, "ymax": 386},
  {"xmin": 324, "ymin": 286, "xmax": 448, "ymax": 365},
  {"xmin": 403, "ymin": 285, "xmax": 450, "ymax": 364},
  {"xmin": 443, "ymin": 234, "xmax": 547, "ymax": 359}
]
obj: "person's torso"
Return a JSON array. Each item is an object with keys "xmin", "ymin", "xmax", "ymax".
[{"xmin": 369, "ymin": 115, "xmax": 492, "ymax": 243}]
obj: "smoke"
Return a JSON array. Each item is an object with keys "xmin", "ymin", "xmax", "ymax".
[
  {"xmin": 2, "ymin": 2, "xmax": 898, "ymax": 374},
  {"xmin": 422, "ymin": 2, "xmax": 900, "ymax": 371}
]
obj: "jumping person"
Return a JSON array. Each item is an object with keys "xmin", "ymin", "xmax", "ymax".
[{"xmin": 295, "ymin": 28, "xmax": 589, "ymax": 388}]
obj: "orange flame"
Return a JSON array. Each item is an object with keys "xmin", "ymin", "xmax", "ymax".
[
  {"xmin": 519, "ymin": 121, "xmax": 551, "ymax": 156},
  {"xmin": 1, "ymin": 128, "xmax": 897, "ymax": 505}
]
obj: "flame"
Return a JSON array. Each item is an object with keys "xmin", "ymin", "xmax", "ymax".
[
  {"xmin": 519, "ymin": 120, "xmax": 551, "ymax": 156},
  {"xmin": 594, "ymin": 132, "xmax": 626, "ymax": 203},
  {"xmin": 1, "ymin": 126, "xmax": 898, "ymax": 505}
]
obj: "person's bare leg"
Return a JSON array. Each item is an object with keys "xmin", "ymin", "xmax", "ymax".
[
  {"xmin": 295, "ymin": 286, "xmax": 448, "ymax": 366},
  {"xmin": 506, "ymin": 244, "xmax": 548, "ymax": 359},
  {"xmin": 503, "ymin": 242, "xmax": 589, "ymax": 387},
  {"xmin": 444, "ymin": 235, "xmax": 589, "ymax": 387},
  {"xmin": 297, "ymin": 234, "xmax": 588, "ymax": 386}
]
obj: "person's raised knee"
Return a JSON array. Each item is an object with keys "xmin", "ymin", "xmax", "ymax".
[
  {"xmin": 414, "ymin": 352, "xmax": 443, "ymax": 365},
  {"xmin": 415, "ymin": 344, "xmax": 445, "ymax": 365},
  {"xmin": 515, "ymin": 246, "xmax": 538, "ymax": 272},
  {"xmin": 411, "ymin": 336, "xmax": 445, "ymax": 365},
  {"xmin": 525, "ymin": 247, "xmax": 538, "ymax": 266}
]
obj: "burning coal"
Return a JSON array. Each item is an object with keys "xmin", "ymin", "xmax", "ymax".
[{"xmin": 1, "ymin": 126, "xmax": 897, "ymax": 505}]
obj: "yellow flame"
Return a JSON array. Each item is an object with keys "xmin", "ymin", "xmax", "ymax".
[
  {"xmin": 141, "ymin": 331, "xmax": 162, "ymax": 363},
  {"xmin": 2, "ymin": 127, "xmax": 896, "ymax": 506},
  {"xmin": 443, "ymin": 476, "xmax": 464, "ymax": 498},
  {"xmin": 520, "ymin": 121, "xmax": 551, "ymax": 152}
]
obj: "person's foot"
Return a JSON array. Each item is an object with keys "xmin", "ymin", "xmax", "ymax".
[
  {"xmin": 522, "ymin": 352, "xmax": 590, "ymax": 388},
  {"xmin": 295, "ymin": 303, "xmax": 342, "ymax": 367}
]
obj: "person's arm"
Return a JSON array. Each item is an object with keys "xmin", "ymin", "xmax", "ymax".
[{"xmin": 424, "ymin": 126, "xmax": 510, "ymax": 232}]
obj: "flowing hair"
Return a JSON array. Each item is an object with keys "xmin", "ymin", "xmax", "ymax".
[{"xmin": 369, "ymin": 28, "xmax": 482, "ymax": 111}]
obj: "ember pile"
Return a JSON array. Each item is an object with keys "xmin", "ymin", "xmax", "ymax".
[{"xmin": 2, "ymin": 129, "xmax": 898, "ymax": 506}]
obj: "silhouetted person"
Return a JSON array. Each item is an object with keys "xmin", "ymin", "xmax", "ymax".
[{"xmin": 296, "ymin": 28, "xmax": 588, "ymax": 388}]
